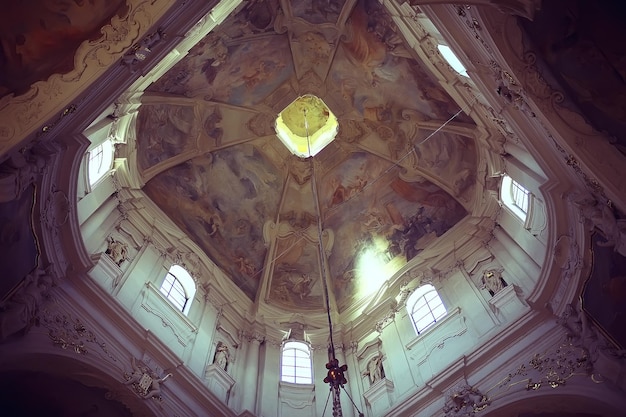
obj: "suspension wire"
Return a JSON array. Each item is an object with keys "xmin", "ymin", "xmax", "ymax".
[
  {"xmin": 233, "ymin": 96, "xmax": 478, "ymax": 295},
  {"xmin": 342, "ymin": 385, "xmax": 365, "ymax": 417},
  {"xmin": 304, "ymin": 108, "xmax": 337, "ymax": 360},
  {"xmin": 325, "ymin": 97, "xmax": 477, "ymax": 217},
  {"xmin": 322, "ymin": 386, "xmax": 332, "ymax": 417}
]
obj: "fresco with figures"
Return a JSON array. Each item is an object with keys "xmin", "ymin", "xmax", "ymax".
[
  {"xmin": 136, "ymin": 104, "xmax": 198, "ymax": 171},
  {"xmin": 138, "ymin": 0, "xmax": 477, "ymax": 305},
  {"xmin": 320, "ymin": 152, "xmax": 467, "ymax": 312},
  {"xmin": 0, "ymin": 0, "xmax": 127, "ymax": 98},
  {"xmin": 143, "ymin": 145, "xmax": 283, "ymax": 299},
  {"xmin": 521, "ymin": 0, "xmax": 626, "ymax": 156}
]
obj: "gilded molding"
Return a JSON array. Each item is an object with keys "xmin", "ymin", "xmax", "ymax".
[{"xmin": 41, "ymin": 309, "xmax": 117, "ymax": 361}]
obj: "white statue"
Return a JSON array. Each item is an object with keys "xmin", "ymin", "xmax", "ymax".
[
  {"xmin": 362, "ymin": 355, "xmax": 384, "ymax": 385},
  {"xmin": 481, "ymin": 269, "xmax": 506, "ymax": 296},
  {"xmin": 213, "ymin": 342, "xmax": 230, "ymax": 371},
  {"xmin": 106, "ymin": 237, "xmax": 128, "ymax": 266}
]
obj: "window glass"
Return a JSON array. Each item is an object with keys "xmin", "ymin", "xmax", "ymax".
[
  {"xmin": 281, "ymin": 341, "xmax": 313, "ymax": 384},
  {"xmin": 88, "ymin": 139, "xmax": 114, "ymax": 186},
  {"xmin": 159, "ymin": 265, "xmax": 196, "ymax": 315},
  {"xmin": 406, "ymin": 284, "xmax": 447, "ymax": 335},
  {"xmin": 501, "ymin": 175, "xmax": 530, "ymax": 221}
]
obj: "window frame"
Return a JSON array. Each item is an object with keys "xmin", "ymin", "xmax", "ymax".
[
  {"xmin": 406, "ymin": 284, "xmax": 447, "ymax": 336},
  {"xmin": 87, "ymin": 139, "xmax": 114, "ymax": 187},
  {"xmin": 280, "ymin": 340, "xmax": 313, "ymax": 385},
  {"xmin": 501, "ymin": 175, "xmax": 531, "ymax": 221},
  {"xmin": 159, "ymin": 264, "xmax": 196, "ymax": 315}
]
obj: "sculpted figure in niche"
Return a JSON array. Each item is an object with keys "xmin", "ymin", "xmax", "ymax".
[
  {"xmin": 213, "ymin": 342, "xmax": 230, "ymax": 371},
  {"xmin": 106, "ymin": 237, "xmax": 128, "ymax": 267},
  {"xmin": 362, "ymin": 355, "xmax": 384, "ymax": 385},
  {"xmin": 481, "ymin": 269, "xmax": 507, "ymax": 296},
  {"xmin": 0, "ymin": 267, "xmax": 53, "ymax": 341}
]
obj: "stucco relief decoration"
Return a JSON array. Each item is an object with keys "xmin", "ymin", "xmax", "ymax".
[
  {"xmin": 0, "ymin": 145, "xmax": 48, "ymax": 203},
  {"xmin": 570, "ymin": 192, "xmax": 626, "ymax": 257},
  {"xmin": 121, "ymin": 28, "xmax": 166, "ymax": 73},
  {"xmin": 41, "ymin": 187, "xmax": 71, "ymax": 233},
  {"xmin": 443, "ymin": 384, "xmax": 490, "ymax": 417},
  {"xmin": 478, "ymin": 305, "xmax": 616, "ymax": 402},
  {"xmin": 41, "ymin": 309, "xmax": 116, "ymax": 361},
  {"xmin": 124, "ymin": 357, "xmax": 172, "ymax": 400},
  {"xmin": 491, "ymin": 64, "xmax": 535, "ymax": 118}
]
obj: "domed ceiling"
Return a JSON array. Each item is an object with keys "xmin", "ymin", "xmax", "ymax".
[{"xmin": 137, "ymin": 0, "xmax": 478, "ymax": 313}]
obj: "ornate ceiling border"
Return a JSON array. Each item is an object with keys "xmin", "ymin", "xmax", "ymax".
[{"xmin": 0, "ymin": 0, "xmax": 177, "ymax": 155}]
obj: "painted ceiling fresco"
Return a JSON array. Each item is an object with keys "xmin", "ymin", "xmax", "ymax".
[
  {"xmin": 139, "ymin": 0, "xmax": 478, "ymax": 310},
  {"xmin": 0, "ymin": 0, "xmax": 127, "ymax": 98},
  {"xmin": 521, "ymin": 0, "xmax": 626, "ymax": 156}
]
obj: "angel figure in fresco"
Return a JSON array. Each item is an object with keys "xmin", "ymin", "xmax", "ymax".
[
  {"xmin": 329, "ymin": 175, "xmax": 368, "ymax": 208},
  {"xmin": 234, "ymin": 255, "xmax": 256, "ymax": 277},
  {"xmin": 273, "ymin": 281, "xmax": 290, "ymax": 302},
  {"xmin": 290, "ymin": 273, "xmax": 313, "ymax": 300}
]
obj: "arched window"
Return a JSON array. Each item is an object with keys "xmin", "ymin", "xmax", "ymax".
[
  {"xmin": 87, "ymin": 139, "xmax": 114, "ymax": 186},
  {"xmin": 281, "ymin": 341, "xmax": 313, "ymax": 384},
  {"xmin": 159, "ymin": 265, "xmax": 196, "ymax": 315},
  {"xmin": 406, "ymin": 284, "xmax": 447, "ymax": 335},
  {"xmin": 501, "ymin": 174, "xmax": 530, "ymax": 221}
]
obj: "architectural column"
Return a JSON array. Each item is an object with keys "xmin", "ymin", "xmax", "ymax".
[
  {"xmin": 492, "ymin": 225, "xmax": 541, "ymax": 282},
  {"xmin": 80, "ymin": 196, "xmax": 118, "ymax": 250},
  {"xmin": 241, "ymin": 333, "xmax": 262, "ymax": 414}
]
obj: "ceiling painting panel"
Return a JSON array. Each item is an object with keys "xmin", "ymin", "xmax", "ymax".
[
  {"xmin": 143, "ymin": 144, "xmax": 283, "ymax": 299},
  {"xmin": 289, "ymin": 0, "xmax": 347, "ymax": 25},
  {"xmin": 412, "ymin": 132, "xmax": 478, "ymax": 202},
  {"xmin": 136, "ymin": 0, "xmax": 478, "ymax": 309},
  {"xmin": 148, "ymin": 33, "xmax": 294, "ymax": 107},
  {"xmin": 136, "ymin": 104, "xmax": 198, "ymax": 171},
  {"xmin": 267, "ymin": 229, "xmax": 325, "ymax": 310},
  {"xmin": 0, "ymin": 0, "xmax": 127, "ymax": 98},
  {"xmin": 220, "ymin": 0, "xmax": 280, "ymax": 40},
  {"xmin": 320, "ymin": 152, "xmax": 467, "ymax": 311}
]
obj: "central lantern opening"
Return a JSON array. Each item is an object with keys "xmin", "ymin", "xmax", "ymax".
[{"xmin": 275, "ymin": 94, "xmax": 338, "ymax": 158}]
